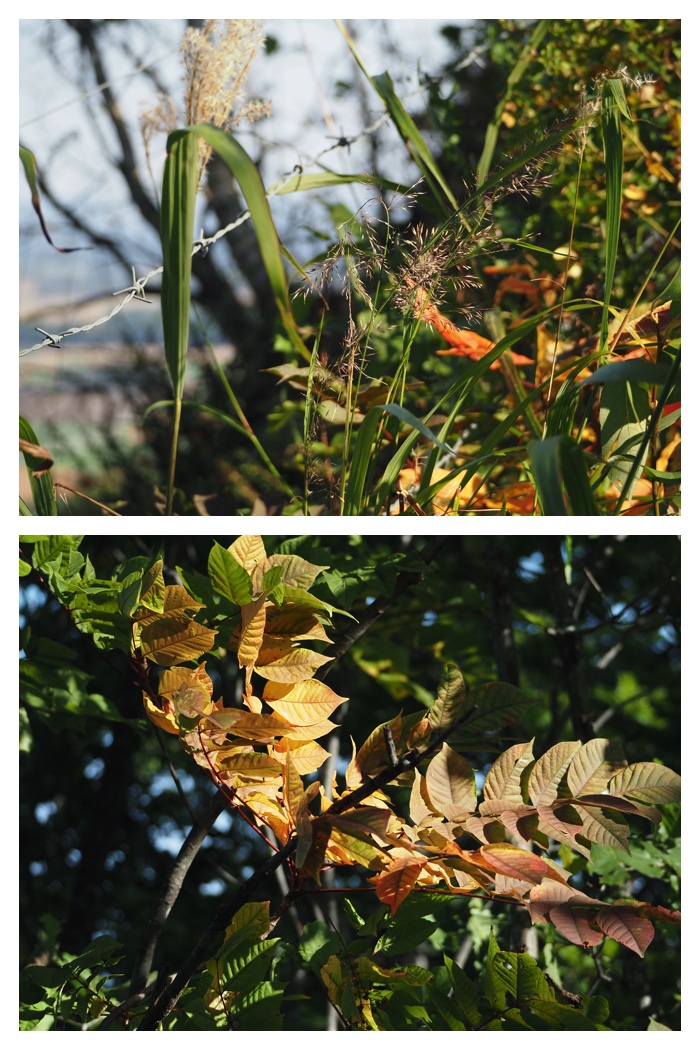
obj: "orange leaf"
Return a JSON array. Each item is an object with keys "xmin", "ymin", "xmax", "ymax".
[
  {"xmin": 477, "ymin": 843, "xmax": 549, "ymax": 884},
  {"xmin": 374, "ymin": 856, "xmax": 426, "ymax": 914},
  {"xmin": 596, "ymin": 906, "xmax": 655, "ymax": 957},
  {"xmin": 550, "ymin": 906, "xmax": 604, "ymax": 949}
]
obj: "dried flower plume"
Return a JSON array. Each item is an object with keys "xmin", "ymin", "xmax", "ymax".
[{"xmin": 141, "ymin": 19, "xmax": 270, "ymax": 178}]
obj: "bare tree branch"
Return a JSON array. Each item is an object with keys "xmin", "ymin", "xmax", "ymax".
[{"xmin": 129, "ymin": 791, "xmax": 227, "ymax": 997}]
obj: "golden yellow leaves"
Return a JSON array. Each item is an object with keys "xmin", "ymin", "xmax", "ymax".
[{"xmin": 139, "ymin": 536, "xmax": 346, "ymax": 848}]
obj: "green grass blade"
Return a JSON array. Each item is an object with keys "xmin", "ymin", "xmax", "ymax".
[
  {"xmin": 192, "ymin": 124, "xmax": 309, "ymax": 361},
  {"xmin": 599, "ymin": 80, "xmax": 626, "ymax": 353},
  {"xmin": 271, "ymin": 171, "xmax": 413, "ymax": 197},
  {"xmin": 475, "ymin": 20, "xmax": 549, "ymax": 186},
  {"xmin": 612, "ymin": 347, "xmax": 681, "ymax": 512},
  {"xmin": 578, "ymin": 361, "xmax": 671, "ymax": 387},
  {"xmin": 343, "ymin": 404, "xmax": 456, "ymax": 516},
  {"xmin": 161, "ymin": 130, "xmax": 199, "ymax": 402},
  {"xmin": 335, "ymin": 21, "xmax": 457, "ymax": 216},
  {"xmin": 369, "ymin": 72, "xmax": 458, "ymax": 214},
  {"xmin": 374, "ymin": 304, "xmax": 600, "ymax": 511},
  {"xmin": 529, "ymin": 436, "xmax": 600, "ymax": 516},
  {"xmin": 19, "ymin": 416, "xmax": 57, "ymax": 516},
  {"xmin": 160, "ymin": 129, "xmax": 199, "ymax": 514}
]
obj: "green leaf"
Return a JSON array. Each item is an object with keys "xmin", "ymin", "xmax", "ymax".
[
  {"xmin": 20, "ymin": 146, "xmax": 90, "ymax": 253},
  {"xmin": 298, "ymin": 920, "xmax": 341, "ymax": 972},
  {"xmin": 374, "ymin": 894, "xmax": 452, "ymax": 957},
  {"xmin": 444, "ymin": 955, "xmax": 482, "ymax": 1026},
  {"xmin": 484, "ymin": 931, "xmax": 507, "ymax": 1011},
  {"xmin": 599, "ymin": 381, "xmax": 652, "ymax": 495},
  {"xmin": 528, "ymin": 999, "xmax": 601, "ymax": 1031},
  {"xmin": 429, "ymin": 985, "xmax": 467, "ymax": 1030},
  {"xmin": 450, "ymin": 681, "xmax": 536, "ymax": 745},
  {"xmin": 208, "ymin": 542, "xmax": 254, "ymax": 605},
  {"xmin": 429, "ymin": 662, "xmax": 468, "ymax": 731}
]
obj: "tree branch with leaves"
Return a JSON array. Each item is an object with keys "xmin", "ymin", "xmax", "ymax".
[{"xmin": 19, "ymin": 535, "xmax": 680, "ymax": 1031}]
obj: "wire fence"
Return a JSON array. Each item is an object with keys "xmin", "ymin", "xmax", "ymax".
[{"xmin": 20, "ymin": 109, "xmax": 401, "ymax": 358}]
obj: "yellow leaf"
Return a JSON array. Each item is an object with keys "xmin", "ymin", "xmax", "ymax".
[
  {"xmin": 273, "ymin": 717, "xmax": 339, "ymax": 741},
  {"xmin": 142, "ymin": 691, "xmax": 179, "ymax": 734},
  {"xmin": 566, "ymin": 738, "xmax": 628, "ymax": 797},
  {"xmin": 282, "ymin": 750, "xmax": 305, "ymax": 820},
  {"xmin": 275, "ymin": 739, "xmax": 331, "ymax": 776},
  {"xmin": 228, "ymin": 535, "xmax": 267, "ymax": 584},
  {"xmin": 134, "ymin": 583, "xmax": 203, "ymax": 623},
  {"xmin": 139, "ymin": 616, "xmax": 216, "ymax": 667},
  {"xmin": 265, "ymin": 607, "xmax": 331, "ymax": 642},
  {"xmin": 216, "ymin": 751, "xmax": 283, "ymax": 777},
  {"xmin": 159, "ymin": 663, "xmax": 214, "ymax": 701},
  {"xmin": 483, "ymin": 740, "xmax": 535, "ymax": 803},
  {"xmin": 609, "ymin": 762, "xmax": 681, "ymax": 804},
  {"xmin": 263, "ymin": 679, "xmax": 347, "ymax": 724},
  {"xmin": 528, "ymin": 740, "xmax": 582, "ymax": 807},
  {"xmin": 425, "ymin": 743, "xmax": 477, "ymax": 820},
  {"xmin": 255, "ymin": 646, "xmax": 333, "ymax": 683},
  {"xmin": 238, "ymin": 595, "xmax": 267, "ymax": 668},
  {"xmin": 265, "ymin": 553, "xmax": 329, "ymax": 590}
]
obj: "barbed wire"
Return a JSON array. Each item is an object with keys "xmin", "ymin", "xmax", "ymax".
[{"xmin": 19, "ymin": 104, "xmax": 408, "ymax": 358}]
